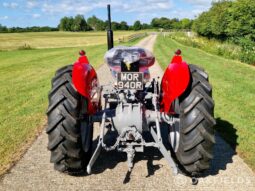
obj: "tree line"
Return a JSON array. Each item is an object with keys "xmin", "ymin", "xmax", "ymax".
[
  {"xmin": 0, "ymin": 16, "xmax": 193, "ymax": 33},
  {"xmin": 58, "ymin": 15, "xmax": 193, "ymax": 31},
  {"xmin": 0, "ymin": 25, "xmax": 58, "ymax": 33},
  {"xmin": 193, "ymin": 0, "xmax": 255, "ymax": 49}
]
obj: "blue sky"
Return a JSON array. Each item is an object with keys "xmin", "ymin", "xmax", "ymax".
[{"xmin": 0, "ymin": 0, "xmax": 213, "ymax": 27}]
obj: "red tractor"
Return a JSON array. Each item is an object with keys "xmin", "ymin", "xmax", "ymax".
[{"xmin": 46, "ymin": 5, "xmax": 215, "ymax": 183}]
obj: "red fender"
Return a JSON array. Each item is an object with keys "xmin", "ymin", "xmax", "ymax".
[
  {"xmin": 72, "ymin": 55, "xmax": 100, "ymax": 114},
  {"xmin": 160, "ymin": 54, "xmax": 190, "ymax": 113}
]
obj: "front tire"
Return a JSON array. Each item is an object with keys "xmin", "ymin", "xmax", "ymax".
[
  {"xmin": 172, "ymin": 64, "xmax": 216, "ymax": 174},
  {"xmin": 46, "ymin": 65, "xmax": 93, "ymax": 174}
]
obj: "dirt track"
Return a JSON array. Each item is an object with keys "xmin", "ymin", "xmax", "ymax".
[{"xmin": 0, "ymin": 35, "xmax": 255, "ymax": 191}]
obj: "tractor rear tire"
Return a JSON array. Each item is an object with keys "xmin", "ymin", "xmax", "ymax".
[
  {"xmin": 46, "ymin": 65, "xmax": 93, "ymax": 174},
  {"xmin": 173, "ymin": 64, "xmax": 216, "ymax": 175}
]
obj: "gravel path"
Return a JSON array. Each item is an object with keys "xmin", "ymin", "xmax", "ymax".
[{"xmin": 1, "ymin": 35, "xmax": 255, "ymax": 191}]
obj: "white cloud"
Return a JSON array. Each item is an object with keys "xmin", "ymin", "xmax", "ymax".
[
  {"xmin": 115, "ymin": 0, "xmax": 173, "ymax": 12},
  {"xmin": 181, "ymin": 0, "xmax": 212, "ymax": 17},
  {"xmin": 3, "ymin": 2, "xmax": 18, "ymax": 9},
  {"xmin": 41, "ymin": 0, "xmax": 173, "ymax": 15},
  {"xmin": 32, "ymin": 13, "xmax": 40, "ymax": 18},
  {"xmin": 191, "ymin": 9, "xmax": 204, "ymax": 16},
  {"xmin": 26, "ymin": 0, "xmax": 37, "ymax": 9},
  {"xmin": 42, "ymin": 2, "xmax": 93, "ymax": 14},
  {"xmin": 1, "ymin": 0, "xmax": 212, "ymax": 25},
  {"xmin": 182, "ymin": 0, "xmax": 213, "ymax": 6},
  {"xmin": 0, "ymin": 16, "xmax": 9, "ymax": 20}
]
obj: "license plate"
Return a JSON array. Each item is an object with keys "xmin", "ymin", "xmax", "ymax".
[{"xmin": 117, "ymin": 72, "xmax": 143, "ymax": 90}]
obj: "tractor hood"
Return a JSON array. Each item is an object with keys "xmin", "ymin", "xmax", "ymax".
[{"xmin": 104, "ymin": 46, "xmax": 155, "ymax": 79}]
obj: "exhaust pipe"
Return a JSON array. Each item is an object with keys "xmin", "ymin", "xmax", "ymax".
[{"xmin": 107, "ymin": 4, "xmax": 114, "ymax": 50}]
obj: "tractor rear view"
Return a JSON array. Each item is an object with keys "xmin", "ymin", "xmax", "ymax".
[{"xmin": 46, "ymin": 5, "xmax": 215, "ymax": 184}]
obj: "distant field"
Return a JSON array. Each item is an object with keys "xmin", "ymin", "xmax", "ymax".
[
  {"xmin": 154, "ymin": 35, "xmax": 255, "ymax": 171},
  {"xmin": 0, "ymin": 32, "xmax": 144, "ymax": 175},
  {"xmin": 0, "ymin": 31, "xmax": 139, "ymax": 50}
]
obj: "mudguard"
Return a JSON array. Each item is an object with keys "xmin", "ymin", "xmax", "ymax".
[
  {"xmin": 160, "ymin": 55, "xmax": 190, "ymax": 113},
  {"xmin": 72, "ymin": 55, "xmax": 100, "ymax": 114}
]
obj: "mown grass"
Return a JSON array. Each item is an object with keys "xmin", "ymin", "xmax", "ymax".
[
  {"xmin": 154, "ymin": 35, "xmax": 255, "ymax": 170},
  {"xmin": 0, "ymin": 31, "xmax": 142, "ymax": 50},
  {"xmin": 0, "ymin": 33, "xmax": 144, "ymax": 175}
]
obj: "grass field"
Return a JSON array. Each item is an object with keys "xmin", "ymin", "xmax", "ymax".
[
  {"xmin": 0, "ymin": 32, "xmax": 144, "ymax": 175},
  {"xmin": 154, "ymin": 35, "xmax": 255, "ymax": 171},
  {"xmin": 0, "ymin": 31, "xmax": 140, "ymax": 50}
]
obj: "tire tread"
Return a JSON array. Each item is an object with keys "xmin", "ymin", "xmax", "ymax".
[
  {"xmin": 174, "ymin": 64, "xmax": 216, "ymax": 174},
  {"xmin": 47, "ymin": 64, "xmax": 92, "ymax": 174}
]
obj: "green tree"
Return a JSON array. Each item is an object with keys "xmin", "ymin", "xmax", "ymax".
[
  {"xmin": 151, "ymin": 17, "xmax": 182, "ymax": 29},
  {"xmin": 59, "ymin": 17, "xmax": 69, "ymax": 31},
  {"xmin": 193, "ymin": 0, "xmax": 255, "ymax": 41},
  {"xmin": 111, "ymin": 22, "xmax": 121, "ymax": 30},
  {"xmin": 59, "ymin": 16, "xmax": 75, "ymax": 31},
  {"xmin": 142, "ymin": 23, "xmax": 151, "ymax": 29},
  {"xmin": 210, "ymin": 1, "xmax": 232, "ymax": 38},
  {"xmin": 73, "ymin": 15, "xmax": 88, "ymax": 31},
  {"xmin": 227, "ymin": 0, "xmax": 255, "ymax": 41},
  {"xmin": 68, "ymin": 17, "xmax": 75, "ymax": 31},
  {"xmin": 87, "ymin": 16, "xmax": 106, "ymax": 31},
  {"xmin": 133, "ymin": 20, "xmax": 142, "ymax": 30},
  {"xmin": 193, "ymin": 11, "xmax": 213, "ymax": 37},
  {"xmin": 0, "ymin": 24, "xmax": 8, "ymax": 32},
  {"xmin": 158, "ymin": 17, "xmax": 171, "ymax": 29},
  {"xmin": 87, "ymin": 16, "xmax": 98, "ymax": 30},
  {"xmin": 171, "ymin": 18, "xmax": 181, "ymax": 29},
  {"xmin": 151, "ymin": 17, "xmax": 169, "ymax": 29},
  {"xmin": 151, "ymin": 18, "xmax": 161, "ymax": 28},
  {"xmin": 180, "ymin": 18, "xmax": 193, "ymax": 29},
  {"xmin": 120, "ymin": 21, "xmax": 129, "ymax": 30}
]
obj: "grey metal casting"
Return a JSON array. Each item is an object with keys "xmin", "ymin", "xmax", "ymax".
[{"xmin": 87, "ymin": 77, "xmax": 180, "ymax": 175}]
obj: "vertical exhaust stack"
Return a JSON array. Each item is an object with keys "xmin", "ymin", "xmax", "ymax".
[{"xmin": 107, "ymin": 4, "xmax": 114, "ymax": 50}]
